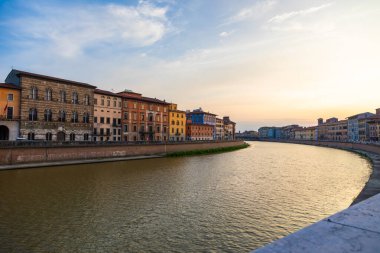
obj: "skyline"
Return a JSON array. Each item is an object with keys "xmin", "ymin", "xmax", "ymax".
[{"xmin": 1, "ymin": 0, "xmax": 380, "ymax": 131}]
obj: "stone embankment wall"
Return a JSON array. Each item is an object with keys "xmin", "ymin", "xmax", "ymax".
[{"xmin": 0, "ymin": 140, "xmax": 245, "ymax": 165}]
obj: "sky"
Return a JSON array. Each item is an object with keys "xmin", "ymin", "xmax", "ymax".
[{"xmin": 1, "ymin": 0, "xmax": 380, "ymax": 131}]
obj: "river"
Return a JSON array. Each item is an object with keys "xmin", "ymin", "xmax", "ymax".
[{"xmin": 0, "ymin": 141, "xmax": 371, "ymax": 252}]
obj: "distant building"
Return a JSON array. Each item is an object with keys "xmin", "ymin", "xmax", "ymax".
[
  {"xmin": 168, "ymin": 103, "xmax": 186, "ymax": 141},
  {"xmin": 118, "ymin": 90, "xmax": 169, "ymax": 142},
  {"xmin": 258, "ymin": 126, "xmax": 282, "ymax": 139},
  {"xmin": 186, "ymin": 120, "xmax": 213, "ymax": 141},
  {"xmin": 367, "ymin": 109, "xmax": 380, "ymax": 142},
  {"xmin": 93, "ymin": 89, "xmax": 122, "ymax": 142},
  {"xmin": 215, "ymin": 117, "xmax": 224, "ymax": 140},
  {"xmin": 223, "ymin": 116, "xmax": 236, "ymax": 140},
  {"xmin": 0, "ymin": 83, "xmax": 21, "ymax": 140},
  {"xmin": 281, "ymin": 125, "xmax": 302, "ymax": 140},
  {"xmin": 186, "ymin": 108, "xmax": 217, "ymax": 139},
  {"xmin": 347, "ymin": 112, "xmax": 375, "ymax": 142},
  {"xmin": 5, "ymin": 70, "xmax": 95, "ymax": 141},
  {"xmin": 317, "ymin": 117, "xmax": 347, "ymax": 141},
  {"xmin": 294, "ymin": 126, "xmax": 317, "ymax": 141},
  {"xmin": 235, "ymin": 130, "xmax": 259, "ymax": 140}
]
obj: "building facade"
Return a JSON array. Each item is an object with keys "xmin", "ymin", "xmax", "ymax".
[
  {"xmin": 215, "ymin": 118, "xmax": 224, "ymax": 140},
  {"xmin": 93, "ymin": 89, "xmax": 122, "ymax": 142},
  {"xmin": 118, "ymin": 90, "xmax": 169, "ymax": 142},
  {"xmin": 186, "ymin": 108, "xmax": 217, "ymax": 139},
  {"xmin": 186, "ymin": 120, "xmax": 213, "ymax": 141},
  {"xmin": 223, "ymin": 116, "xmax": 236, "ymax": 140},
  {"xmin": 5, "ymin": 70, "xmax": 95, "ymax": 141},
  {"xmin": 0, "ymin": 83, "xmax": 21, "ymax": 140},
  {"xmin": 168, "ymin": 103, "xmax": 186, "ymax": 141},
  {"xmin": 294, "ymin": 126, "xmax": 317, "ymax": 141},
  {"xmin": 347, "ymin": 112, "xmax": 375, "ymax": 142}
]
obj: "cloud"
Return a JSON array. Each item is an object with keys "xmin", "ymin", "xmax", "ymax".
[
  {"xmin": 224, "ymin": 0, "xmax": 276, "ymax": 25},
  {"xmin": 6, "ymin": 1, "xmax": 170, "ymax": 58},
  {"xmin": 219, "ymin": 31, "xmax": 232, "ymax": 37},
  {"xmin": 268, "ymin": 3, "xmax": 333, "ymax": 23}
]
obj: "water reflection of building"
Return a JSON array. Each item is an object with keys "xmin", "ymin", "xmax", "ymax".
[
  {"xmin": 5, "ymin": 70, "xmax": 95, "ymax": 141},
  {"xmin": 0, "ymin": 83, "xmax": 21, "ymax": 140}
]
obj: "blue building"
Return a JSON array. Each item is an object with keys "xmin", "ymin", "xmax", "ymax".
[{"xmin": 186, "ymin": 108, "xmax": 217, "ymax": 139}]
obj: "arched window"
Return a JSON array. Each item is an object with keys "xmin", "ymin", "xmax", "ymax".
[
  {"xmin": 44, "ymin": 109, "xmax": 52, "ymax": 122},
  {"xmin": 70, "ymin": 133, "xmax": 76, "ymax": 141},
  {"xmin": 58, "ymin": 110, "xmax": 66, "ymax": 122},
  {"xmin": 30, "ymin": 87, "xmax": 38, "ymax": 100},
  {"xmin": 29, "ymin": 108, "xmax": 38, "ymax": 121},
  {"xmin": 72, "ymin": 92, "xmax": 78, "ymax": 104},
  {"xmin": 176, "ymin": 120, "xmax": 179, "ymax": 125},
  {"xmin": 46, "ymin": 132, "xmax": 52, "ymax": 141},
  {"xmin": 27, "ymin": 132, "xmax": 35, "ymax": 140},
  {"xmin": 71, "ymin": 111, "xmax": 78, "ymax": 123},
  {"xmin": 83, "ymin": 112, "xmax": 90, "ymax": 123},
  {"xmin": 45, "ymin": 88, "xmax": 52, "ymax": 101},
  {"xmin": 171, "ymin": 120, "xmax": 175, "ymax": 125},
  {"xmin": 84, "ymin": 95, "xmax": 89, "ymax": 105},
  {"xmin": 60, "ymin": 90, "xmax": 66, "ymax": 102}
]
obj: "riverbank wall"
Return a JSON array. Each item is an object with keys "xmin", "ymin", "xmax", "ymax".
[{"xmin": 0, "ymin": 140, "xmax": 245, "ymax": 167}]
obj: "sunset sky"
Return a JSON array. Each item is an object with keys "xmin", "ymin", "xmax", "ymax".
[{"xmin": 1, "ymin": 0, "xmax": 379, "ymax": 131}]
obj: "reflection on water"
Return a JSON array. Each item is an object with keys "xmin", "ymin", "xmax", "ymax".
[{"xmin": 0, "ymin": 142, "xmax": 371, "ymax": 252}]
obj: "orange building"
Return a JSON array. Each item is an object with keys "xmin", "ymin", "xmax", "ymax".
[
  {"xmin": 0, "ymin": 83, "xmax": 21, "ymax": 140},
  {"xmin": 186, "ymin": 120, "xmax": 213, "ymax": 141},
  {"xmin": 118, "ymin": 90, "xmax": 169, "ymax": 142}
]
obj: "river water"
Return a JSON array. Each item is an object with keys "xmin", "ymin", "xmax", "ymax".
[{"xmin": 0, "ymin": 142, "xmax": 371, "ymax": 252}]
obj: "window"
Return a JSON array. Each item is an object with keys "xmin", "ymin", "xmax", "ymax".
[
  {"xmin": 31, "ymin": 87, "xmax": 38, "ymax": 100},
  {"xmin": 117, "ymin": 119, "xmax": 121, "ymax": 125},
  {"xmin": 84, "ymin": 95, "xmax": 90, "ymax": 105},
  {"xmin": 84, "ymin": 134, "xmax": 89, "ymax": 141},
  {"xmin": 60, "ymin": 90, "xmax": 66, "ymax": 102},
  {"xmin": 123, "ymin": 113, "xmax": 128, "ymax": 120},
  {"xmin": 140, "ymin": 125, "xmax": 145, "ymax": 132},
  {"xmin": 149, "ymin": 104, "xmax": 153, "ymax": 110},
  {"xmin": 44, "ymin": 109, "xmax": 52, "ymax": 122},
  {"xmin": 94, "ymin": 98, "xmax": 98, "ymax": 105},
  {"xmin": 45, "ymin": 88, "xmax": 52, "ymax": 101},
  {"xmin": 94, "ymin": 117, "xmax": 97, "ymax": 123},
  {"xmin": 100, "ymin": 117, "xmax": 104, "ymax": 124},
  {"xmin": 27, "ymin": 132, "xmax": 35, "ymax": 140},
  {"xmin": 107, "ymin": 100, "xmax": 110, "ymax": 106},
  {"xmin": 164, "ymin": 107, "xmax": 167, "ymax": 112},
  {"xmin": 172, "ymin": 128, "xmax": 174, "ymax": 133},
  {"xmin": 101, "ymin": 99, "xmax": 104, "ymax": 106},
  {"xmin": 118, "ymin": 129, "xmax": 121, "ymax": 135},
  {"xmin": 113, "ymin": 129, "xmax": 116, "ymax": 135},
  {"xmin": 70, "ymin": 133, "xmax": 76, "ymax": 141},
  {"xmin": 163, "ymin": 126, "xmax": 167, "ymax": 133},
  {"xmin": 58, "ymin": 110, "xmax": 66, "ymax": 122},
  {"xmin": 83, "ymin": 113, "xmax": 90, "ymax": 123},
  {"xmin": 29, "ymin": 108, "xmax": 38, "ymax": 121},
  {"xmin": 176, "ymin": 120, "xmax": 179, "ymax": 125},
  {"xmin": 7, "ymin": 94, "xmax": 13, "ymax": 101},
  {"xmin": 133, "ymin": 113, "xmax": 137, "ymax": 120},
  {"xmin": 113, "ymin": 101, "xmax": 116, "ymax": 107},
  {"xmin": 133, "ymin": 103, "xmax": 137, "ymax": 109},
  {"xmin": 133, "ymin": 125, "xmax": 137, "ymax": 132},
  {"xmin": 141, "ymin": 113, "xmax": 145, "ymax": 121},
  {"xmin": 94, "ymin": 128, "xmax": 97, "ymax": 135},
  {"xmin": 141, "ymin": 104, "xmax": 144, "ymax": 109},
  {"xmin": 157, "ymin": 126, "xmax": 160, "ymax": 132},
  {"xmin": 100, "ymin": 128, "xmax": 104, "ymax": 135},
  {"xmin": 119, "ymin": 102, "xmax": 122, "ymax": 107},
  {"xmin": 72, "ymin": 92, "xmax": 78, "ymax": 104},
  {"xmin": 106, "ymin": 117, "xmax": 110, "ymax": 124},
  {"xmin": 6, "ymin": 107, "xmax": 13, "ymax": 120},
  {"xmin": 71, "ymin": 111, "xmax": 78, "ymax": 123},
  {"xmin": 106, "ymin": 128, "xmax": 110, "ymax": 135},
  {"xmin": 46, "ymin": 132, "xmax": 52, "ymax": 141}
]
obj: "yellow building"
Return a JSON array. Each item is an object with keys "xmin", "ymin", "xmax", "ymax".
[
  {"xmin": 0, "ymin": 83, "xmax": 21, "ymax": 140},
  {"xmin": 295, "ymin": 126, "xmax": 317, "ymax": 141},
  {"xmin": 169, "ymin": 103, "xmax": 186, "ymax": 141}
]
